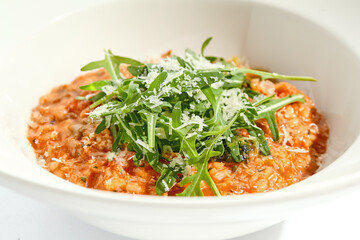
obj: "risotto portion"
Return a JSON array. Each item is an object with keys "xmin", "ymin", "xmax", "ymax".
[
  {"xmin": 27, "ymin": 70, "xmax": 328, "ymax": 196},
  {"xmin": 27, "ymin": 39, "xmax": 328, "ymax": 196}
]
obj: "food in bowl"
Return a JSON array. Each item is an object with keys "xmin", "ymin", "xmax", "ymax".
[{"xmin": 27, "ymin": 38, "xmax": 329, "ymax": 196}]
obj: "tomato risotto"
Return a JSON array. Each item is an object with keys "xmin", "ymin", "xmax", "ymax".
[{"xmin": 27, "ymin": 39, "xmax": 328, "ymax": 196}]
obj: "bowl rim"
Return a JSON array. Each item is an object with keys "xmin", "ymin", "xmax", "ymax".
[{"xmin": 1, "ymin": 0, "xmax": 360, "ymax": 207}]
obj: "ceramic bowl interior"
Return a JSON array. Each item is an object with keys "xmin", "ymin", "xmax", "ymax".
[{"xmin": 0, "ymin": 1, "xmax": 360, "ymax": 239}]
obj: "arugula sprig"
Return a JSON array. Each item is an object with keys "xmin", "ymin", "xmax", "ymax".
[{"xmin": 79, "ymin": 37, "xmax": 315, "ymax": 196}]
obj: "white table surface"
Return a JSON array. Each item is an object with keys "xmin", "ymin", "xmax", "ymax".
[{"xmin": 1, "ymin": 0, "xmax": 360, "ymax": 239}]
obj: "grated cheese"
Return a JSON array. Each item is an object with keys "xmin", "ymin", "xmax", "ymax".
[
  {"xmin": 102, "ymin": 85, "xmax": 117, "ymax": 95},
  {"xmin": 107, "ymin": 151, "xmax": 117, "ymax": 161},
  {"xmin": 135, "ymin": 139, "xmax": 154, "ymax": 152},
  {"xmin": 147, "ymin": 95, "xmax": 164, "ymax": 109},
  {"xmin": 193, "ymin": 89, "xmax": 207, "ymax": 101},
  {"xmin": 51, "ymin": 157, "xmax": 61, "ymax": 162},
  {"xmin": 179, "ymin": 113, "xmax": 206, "ymax": 132},
  {"xmin": 211, "ymin": 81, "xmax": 223, "ymax": 89},
  {"xmin": 158, "ymin": 57, "xmax": 183, "ymax": 72},
  {"xmin": 185, "ymin": 54, "xmax": 223, "ymax": 70},
  {"xmin": 221, "ymin": 88, "xmax": 245, "ymax": 121},
  {"xmin": 142, "ymin": 71, "xmax": 160, "ymax": 88},
  {"xmin": 168, "ymin": 153, "xmax": 192, "ymax": 177}
]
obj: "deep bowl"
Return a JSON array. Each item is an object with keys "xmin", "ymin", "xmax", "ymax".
[{"xmin": 0, "ymin": 0, "xmax": 360, "ymax": 240}]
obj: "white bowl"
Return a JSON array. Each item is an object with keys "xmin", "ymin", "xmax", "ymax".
[{"xmin": 1, "ymin": 0, "xmax": 360, "ymax": 239}]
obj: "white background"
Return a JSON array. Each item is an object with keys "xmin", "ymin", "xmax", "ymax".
[{"xmin": 1, "ymin": 0, "xmax": 359, "ymax": 239}]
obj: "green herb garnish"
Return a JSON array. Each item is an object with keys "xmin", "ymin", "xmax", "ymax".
[
  {"xmin": 79, "ymin": 37, "xmax": 315, "ymax": 196},
  {"xmin": 80, "ymin": 177, "xmax": 87, "ymax": 183}
]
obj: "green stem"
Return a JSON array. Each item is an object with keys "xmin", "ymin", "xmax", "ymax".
[
  {"xmin": 90, "ymin": 92, "xmax": 116, "ymax": 109},
  {"xmin": 199, "ymin": 68, "xmax": 317, "ymax": 82}
]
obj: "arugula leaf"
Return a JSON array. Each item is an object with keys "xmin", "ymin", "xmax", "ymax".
[
  {"xmin": 127, "ymin": 65, "xmax": 147, "ymax": 77},
  {"xmin": 256, "ymin": 93, "xmax": 305, "ymax": 141},
  {"xmin": 95, "ymin": 118, "xmax": 107, "ymax": 134},
  {"xmin": 89, "ymin": 92, "xmax": 106, "ymax": 102},
  {"xmin": 177, "ymin": 111, "xmax": 240, "ymax": 196},
  {"xmin": 79, "ymin": 80, "xmax": 112, "ymax": 91},
  {"xmin": 143, "ymin": 72, "xmax": 168, "ymax": 97},
  {"xmin": 139, "ymin": 110, "xmax": 158, "ymax": 149},
  {"xmin": 172, "ymin": 102, "xmax": 199, "ymax": 160},
  {"xmin": 156, "ymin": 167, "xmax": 180, "ymax": 195},
  {"xmin": 205, "ymin": 56, "xmax": 218, "ymax": 62},
  {"xmin": 244, "ymin": 118, "xmax": 271, "ymax": 156},
  {"xmin": 81, "ymin": 50, "xmax": 143, "ymax": 81},
  {"xmin": 200, "ymin": 86, "xmax": 243, "ymax": 162},
  {"xmin": 89, "ymin": 92, "xmax": 117, "ymax": 109},
  {"xmin": 199, "ymin": 68, "xmax": 317, "ymax": 82},
  {"xmin": 237, "ymin": 69, "xmax": 317, "ymax": 82},
  {"xmin": 201, "ymin": 37, "xmax": 213, "ymax": 56},
  {"xmin": 124, "ymin": 82, "xmax": 141, "ymax": 105},
  {"xmin": 185, "ymin": 48, "xmax": 199, "ymax": 60},
  {"xmin": 244, "ymin": 89, "xmax": 261, "ymax": 98}
]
